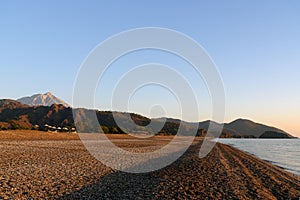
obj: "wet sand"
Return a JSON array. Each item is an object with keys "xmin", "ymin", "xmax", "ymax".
[{"xmin": 0, "ymin": 130, "xmax": 299, "ymax": 199}]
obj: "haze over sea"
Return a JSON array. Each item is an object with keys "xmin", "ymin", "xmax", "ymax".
[{"xmin": 217, "ymin": 139, "xmax": 300, "ymax": 176}]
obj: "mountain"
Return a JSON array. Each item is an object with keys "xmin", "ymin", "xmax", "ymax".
[
  {"xmin": 153, "ymin": 118, "xmax": 295, "ymax": 138},
  {"xmin": 17, "ymin": 92, "xmax": 69, "ymax": 107},
  {"xmin": 0, "ymin": 98, "xmax": 296, "ymax": 138},
  {"xmin": 0, "ymin": 99, "xmax": 73, "ymax": 130},
  {"xmin": 152, "ymin": 117, "xmax": 295, "ymax": 138},
  {"xmin": 224, "ymin": 118, "xmax": 292, "ymax": 138}
]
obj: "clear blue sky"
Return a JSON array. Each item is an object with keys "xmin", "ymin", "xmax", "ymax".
[{"xmin": 1, "ymin": 0, "xmax": 300, "ymax": 136}]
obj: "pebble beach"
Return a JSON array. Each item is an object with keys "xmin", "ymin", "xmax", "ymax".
[{"xmin": 0, "ymin": 130, "xmax": 299, "ymax": 199}]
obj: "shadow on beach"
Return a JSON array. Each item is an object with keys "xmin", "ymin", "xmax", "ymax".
[{"xmin": 60, "ymin": 140, "xmax": 300, "ymax": 200}]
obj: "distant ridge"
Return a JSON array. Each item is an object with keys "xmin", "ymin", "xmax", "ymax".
[
  {"xmin": 156, "ymin": 117, "xmax": 295, "ymax": 138},
  {"xmin": 0, "ymin": 98, "xmax": 296, "ymax": 138},
  {"xmin": 17, "ymin": 92, "xmax": 69, "ymax": 107},
  {"xmin": 225, "ymin": 118, "xmax": 289, "ymax": 138}
]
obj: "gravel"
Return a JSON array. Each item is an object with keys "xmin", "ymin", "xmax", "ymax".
[{"xmin": 0, "ymin": 130, "xmax": 299, "ymax": 199}]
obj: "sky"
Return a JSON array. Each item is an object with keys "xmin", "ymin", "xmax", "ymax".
[{"xmin": 0, "ymin": 0, "xmax": 300, "ymax": 136}]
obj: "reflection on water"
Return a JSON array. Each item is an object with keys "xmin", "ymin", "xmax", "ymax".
[{"xmin": 217, "ymin": 138, "xmax": 300, "ymax": 176}]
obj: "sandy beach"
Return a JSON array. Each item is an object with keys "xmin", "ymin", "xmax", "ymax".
[{"xmin": 0, "ymin": 130, "xmax": 299, "ymax": 199}]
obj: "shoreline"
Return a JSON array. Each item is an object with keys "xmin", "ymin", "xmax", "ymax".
[
  {"xmin": 217, "ymin": 138, "xmax": 300, "ymax": 176},
  {"xmin": 0, "ymin": 131, "xmax": 299, "ymax": 199},
  {"xmin": 219, "ymin": 142, "xmax": 299, "ymax": 177}
]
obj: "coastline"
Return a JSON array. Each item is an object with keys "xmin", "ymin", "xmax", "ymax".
[
  {"xmin": 0, "ymin": 131, "xmax": 299, "ymax": 199},
  {"xmin": 217, "ymin": 138, "xmax": 300, "ymax": 176}
]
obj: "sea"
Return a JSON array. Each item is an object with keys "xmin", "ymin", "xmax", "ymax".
[{"xmin": 217, "ymin": 138, "xmax": 300, "ymax": 176}]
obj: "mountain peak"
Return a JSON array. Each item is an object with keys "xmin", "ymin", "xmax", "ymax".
[
  {"xmin": 230, "ymin": 118, "xmax": 252, "ymax": 123},
  {"xmin": 17, "ymin": 92, "xmax": 69, "ymax": 107}
]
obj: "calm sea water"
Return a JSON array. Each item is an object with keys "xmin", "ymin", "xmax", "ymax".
[{"xmin": 217, "ymin": 139, "xmax": 300, "ymax": 176}]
